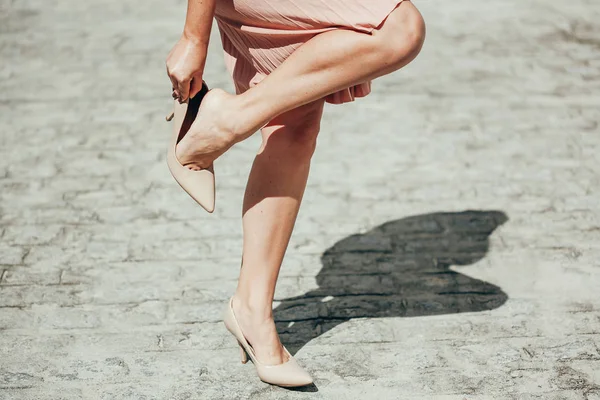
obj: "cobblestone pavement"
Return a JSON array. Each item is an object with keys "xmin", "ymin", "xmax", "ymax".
[{"xmin": 1, "ymin": 0, "xmax": 599, "ymax": 399}]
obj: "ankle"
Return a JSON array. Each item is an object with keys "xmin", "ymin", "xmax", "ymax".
[
  {"xmin": 230, "ymin": 90, "xmax": 271, "ymax": 139},
  {"xmin": 205, "ymin": 90, "xmax": 241, "ymax": 144},
  {"xmin": 232, "ymin": 294, "xmax": 274, "ymax": 322}
]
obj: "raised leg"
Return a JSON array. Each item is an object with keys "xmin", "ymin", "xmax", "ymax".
[
  {"xmin": 234, "ymin": 0, "xmax": 426, "ymax": 132},
  {"xmin": 176, "ymin": 0, "xmax": 425, "ymax": 168},
  {"xmin": 232, "ymin": 99, "xmax": 325, "ymax": 365}
]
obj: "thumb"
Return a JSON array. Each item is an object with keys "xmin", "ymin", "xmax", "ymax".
[{"xmin": 189, "ymin": 77, "xmax": 204, "ymax": 99}]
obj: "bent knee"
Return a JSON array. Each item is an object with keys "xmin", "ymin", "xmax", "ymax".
[
  {"xmin": 261, "ymin": 102, "xmax": 324, "ymax": 158},
  {"xmin": 267, "ymin": 120, "xmax": 321, "ymax": 159},
  {"xmin": 377, "ymin": 2, "xmax": 426, "ymax": 66}
]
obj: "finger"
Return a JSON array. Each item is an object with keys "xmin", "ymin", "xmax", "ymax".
[
  {"xmin": 177, "ymin": 78, "xmax": 191, "ymax": 103},
  {"xmin": 168, "ymin": 74, "xmax": 180, "ymax": 98},
  {"xmin": 189, "ymin": 77, "xmax": 204, "ymax": 99},
  {"xmin": 166, "ymin": 61, "xmax": 176, "ymax": 83}
]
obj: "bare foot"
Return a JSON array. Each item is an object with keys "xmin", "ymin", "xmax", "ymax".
[
  {"xmin": 232, "ymin": 296, "xmax": 289, "ymax": 366},
  {"xmin": 175, "ymin": 88, "xmax": 240, "ymax": 170}
]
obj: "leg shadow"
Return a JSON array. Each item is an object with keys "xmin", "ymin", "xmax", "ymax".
[{"xmin": 274, "ymin": 210, "xmax": 509, "ymax": 354}]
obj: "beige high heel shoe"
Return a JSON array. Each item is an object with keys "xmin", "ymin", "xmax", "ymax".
[
  {"xmin": 166, "ymin": 82, "xmax": 215, "ymax": 213},
  {"xmin": 223, "ymin": 297, "xmax": 314, "ymax": 387}
]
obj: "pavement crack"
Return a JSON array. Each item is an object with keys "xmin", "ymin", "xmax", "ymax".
[{"xmin": 522, "ymin": 347, "xmax": 535, "ymax": 358}]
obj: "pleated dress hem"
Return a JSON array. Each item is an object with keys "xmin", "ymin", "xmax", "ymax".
[{"xmin": 215, "ymin": 0, "xmax": 405, "ymax": 104}]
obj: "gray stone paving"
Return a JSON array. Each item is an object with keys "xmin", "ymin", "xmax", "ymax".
[{"xmin": 1, "ymin": 0, "xmax": 599, "ymax": 398}]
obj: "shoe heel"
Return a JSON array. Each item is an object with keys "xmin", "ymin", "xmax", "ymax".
[
  {"xmin": 238, "ymin": 340, "xmax": 248, "ymax": 364},
  {"xmin": 223, "ymin": 297, "xmax": 313, "ymax": 387}
]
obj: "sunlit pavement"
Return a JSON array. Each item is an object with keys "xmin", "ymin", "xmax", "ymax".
[{"xmin": 1, "ymin": 0, "xmax": 599, "ymax": 398}]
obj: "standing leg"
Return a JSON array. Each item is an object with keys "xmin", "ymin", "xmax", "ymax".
[
  {"xmin": 232, "ymin": 99, "xmax": 325, "ymax": 365},
  {"xmin": 176, "ymin": 0, "xmax": 425, "ymax": 168}
]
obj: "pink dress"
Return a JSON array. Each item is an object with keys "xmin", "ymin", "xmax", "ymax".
[{"xmin": 214, "ymin": 0, "xmax": 405, "ymax": 104}]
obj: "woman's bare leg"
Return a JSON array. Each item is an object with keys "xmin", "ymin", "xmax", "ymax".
[
  {"xmin": 232, "ymin": 100, "xmax": 325, "ymax": 365},
  {"xmin": 176, "ymin": 1, "xmax": 425, "ymax": 167}
]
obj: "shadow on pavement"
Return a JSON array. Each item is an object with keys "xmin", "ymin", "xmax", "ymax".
[{"xmin": 274, "ymin": 210, "xmax": 509, "ymax": 355}]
